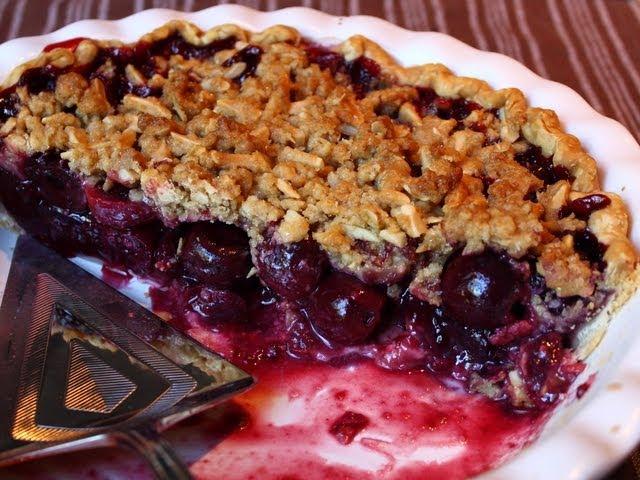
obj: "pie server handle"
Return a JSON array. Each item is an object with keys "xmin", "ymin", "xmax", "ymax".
[{"xmin": 114, "ymin": 426, "xmax": 191, "ymax": 480}]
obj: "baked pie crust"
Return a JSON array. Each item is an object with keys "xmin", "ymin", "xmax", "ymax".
[{"xmin": 0, "ymin": 20, "xmax": 637, "ymax": 409}]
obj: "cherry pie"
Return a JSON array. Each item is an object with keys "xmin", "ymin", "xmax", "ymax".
[{"xmin": 0, "ymin": 21, "xmax": 637, "ymax": 412}]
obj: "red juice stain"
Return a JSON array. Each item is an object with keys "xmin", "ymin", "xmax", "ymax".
[
  {"xmin": 177, "ymin": 354, "xmax": 546, "ymax": 480},
  {"xmin": 576, "ymin": 373, "xmax": 597, "ymax": 399},
  {"xmin": 43, "ymin": 37, "xmax": 87, "ymax": 52}
]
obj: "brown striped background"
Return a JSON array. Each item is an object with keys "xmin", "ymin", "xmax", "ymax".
[{"xmin": 0, "ymin": 0, "xmax": 639, "ymax": 478}]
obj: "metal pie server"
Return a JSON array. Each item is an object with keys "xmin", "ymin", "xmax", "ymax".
[{"xmin": 0, "ymin": 235, "xmax": 254, "ymax": 479}]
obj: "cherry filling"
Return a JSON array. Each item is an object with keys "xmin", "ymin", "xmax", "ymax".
[
  {"xmin": 180, "ymin": 222, "xmax": 252, "ymax": 288},
  {"xmin": 573, "ymin": 229, "xmax": 607, "ymax": 266},
  {"xmin": 18, "ymin": 65, "xmax": 61, "ymax": 94},
  {"xmin": 304, "ymin": 44, "xmax": 346, "ymax": 74},
  {"xmin": 414, "ymin": 87, "xmax": 482, "ymax": 121},
  {"xmin": 515, "ymin": 145, "xmax": 572, "ymax": 186},
  {"xmin": 147, "ymin": 33, "xmax": 237, "ymax": 61},
  {"xmin": 303, "ymin": 272, "xmax": 386, "ymax": 347},
  {"xmin": 0, "ymin": 145, "xmax": 598, "ymax": 412},
  {"xmin": 0, "ymin": 90, "xmax": 19, "ymax": 122},
  {"xmin": 254, "ymin": 234, "xmax": 326, "ymax": 299},
  {"xmin": 516, "ymin": 333, "xmax": 585, "ymax": 409},
  {"xmin": 186, "ymin": 286, "xmax": 248, "ymax": 324},
  {"xmin": 560, "ymin": 193, "xmax": 611, "ymax": 220},
  {"xmin": 304, "ymin": 44, "xmax": 382, "ymax": 98},
  {"xmin": 25, "ymin": 150, "xmax": 87, "ymax": 212},
  {"xmin": 84, "ymin": 184, "xmax": 156, "ymax": 229},
  {"xmin": 222, "ymin": 45, "xmax": 263, "ymax": 83},
  {"xmin": 441, "ymin": 251, "xmax": 529, "ymax": 329}
]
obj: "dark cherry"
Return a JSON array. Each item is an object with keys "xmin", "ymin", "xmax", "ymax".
[
  {"xmin": 90, "ymin": 71, "xmax": 146, "ymax": 106},
  {"xmin": 572, "ymin": 229, "xmax": 606, "ymax": 265},
  {"xmin": 154, "ymin": 228, "xmax": 183, "ymax": 273},
  {"xmin": 101, "ymin": 43, "xmax": 149, "ymax": 66},
  {"xmin": 329, "ymin": 411, "xmax": 370, "ymax": 445},
  {"xmin": 413, "ymin": 87, "xmax": 480, "ymax": 121},
  {"xmin": 514, "ymin": 145, "xmax": 572, "ymax": 186},
  {"xmin": 305, "ymin": 272, "xmax": 386, "ymax": 347},
  {"xmin": 450, "ymin": 98, "xmax": 481, "ymax": 121},
  {"xmin": 441, "ymin": 250, "xmax": 527, "ymax": 329},
  {"xmin": 565, "ymin": 194, "xmax": 611, "ymax": 220},
  {"xmin": 86, "ymin": 43, "xmax": 162, "ymax": 104},
  {"xmin": 516, "ymin": 332, "xmax": 585, "ymax": 409},
  {"xmin": 254, "ymin": 237, "xmax": 326, "ymax": 300},
  {"xmin": 222, "ymin": 45, "xmax": 263, "ymax": 83},
  {"xmin": 18, "ymin": 65, "xmax": 60, "ymax": 94},
  {"xmin": 286, "ymin": 316, "xmax": 327, "ymax": 360},
  {"xmin": 481, "ymin": 176, "xmax": 495, "ymax": 195},
  {"xmin": 375, "ymin": 292, "xmax": 441, "ymax": 371},
  {"xmin": 98, "ymin": 223, "xmax": 159, "ymax": 274},
  {"xmin": 0, "ymin": 91, "xmax": 19, "ymax": 122},
  {"xmin": 84, "ymin": 184, "xmax": 156, "ymax": 229},
  {"xmin": 488, "ymin": 320, "xmax": 534, "ymax": 346},
  {"xmin": 43, "ymin": 37, "xmax": 86, "ymax": 52},
  {"xmin": 41, "ymin": 206, "xmax": 99, "ymax": 257},
  {"xmin": 180, "ymin": 222, "xmax": 252, "ymax": 288},
  {"xmin": 414, "ymin": 87, "xmax": 437, "ymax": 116},
  {"xmin": 186, "ymin": 286, "xmax": 247, "ymax": 324},
  {"xmin": 148, "ymin": 34, "xmax": 236, "ymax": 60},
  {"xmin": 348, "ymin": 56, "xmax": 381, "ymax": 98},
  {"xmin": 304, "ymin": 44, "xmax": 346, "ymax": 74},
  {"xmin": 23, "ymin": 150, "xmax": 87, "ymax": 212}
]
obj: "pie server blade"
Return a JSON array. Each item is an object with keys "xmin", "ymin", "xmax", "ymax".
[{"xmin": 0, "ymin": 235, "xmax": 254, "ymax": 479}]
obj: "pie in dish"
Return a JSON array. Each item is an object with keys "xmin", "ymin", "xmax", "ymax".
[{"xmin": 0, "ymin": 20, "xmax": 636, "ymax": 412}]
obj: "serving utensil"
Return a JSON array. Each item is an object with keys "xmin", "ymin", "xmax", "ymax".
[{"xmin": 0, "ymin": 235, "xmax": 253, "ymax": 479}]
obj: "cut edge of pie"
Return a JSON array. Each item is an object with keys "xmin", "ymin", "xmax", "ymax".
[{"xmin": 0, "ymin": 20, "xmax": 637, "ymax": 410}]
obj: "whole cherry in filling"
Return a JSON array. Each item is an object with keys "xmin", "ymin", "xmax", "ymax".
[
  {"xmin": 180, "ymin": 222, "xmax": 252, "ymax": 288},
  {"xmin": 516, "ymin": 332, "xmax": 585, "ymax": 408},
  {"xmin": 98, "ymin": 223, "xmax": 159, "ymax": 274},
  {"xmin": 0, "ymin": 91, "xmax": 19, "ymax": 122},
  {"xmin": 186, "ymin": 286, "xmax": 248, "ymax": 324},
  {"xmin": 441, "ymin": 250, "xmax": 529, "ymax": 329},
  {"xmin": 84, "ymin": 183, "xmax": 156, "ymax": 229},
  {"xmin": 304, "ymin": 272, "xmax": 386, "ymax": 347},
  {"xmin": 24, "ymin": 150, "xmax": 87, "ymax": 212},
  {"xmin": 514, "ymin": 145, "xmax": 572, "ymax": 186},
  {"xmin": 254, "ymin": 235, "xmax": 326, "ymax": 300}
]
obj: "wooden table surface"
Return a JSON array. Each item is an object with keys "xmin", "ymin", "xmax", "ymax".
[{"xmin": 0, "ymin": 0, "xmax": 639, "ymax": 478}]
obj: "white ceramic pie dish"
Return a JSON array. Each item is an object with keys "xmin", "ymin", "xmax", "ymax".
[{"xmin": 0, "ymin": 5, "xmax": 639, "ymax": 479}]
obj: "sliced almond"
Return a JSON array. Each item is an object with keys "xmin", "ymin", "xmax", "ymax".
[
  {"xmin": 122, "ymin": 95, "xmax": 172, "ymax": 119},
  {"xmin": 392, "ymin": 204, "xmax": 427, "ymax": 238},
  {"xmin": 276, "ymin": 178, "xmax": 300, "ymax": 199},
  {"xmin": 278, "ymin": 146, "xmax": 324, "ymax": 170},
  {"xmin": 380, "ymin": 228, "xmax": 407, "ymax": 247},
  {"xmin": 210, "ymin": 151, "xmax": 272, "ymax": 173},
  {"xmin": 343, "ymin": 224, "xmax": 380, "ymax": 242}
]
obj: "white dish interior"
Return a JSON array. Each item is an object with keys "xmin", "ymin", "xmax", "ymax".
[{"xmin": 0, "ymin": 6, "xmax": 639, "ymax": 479}]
